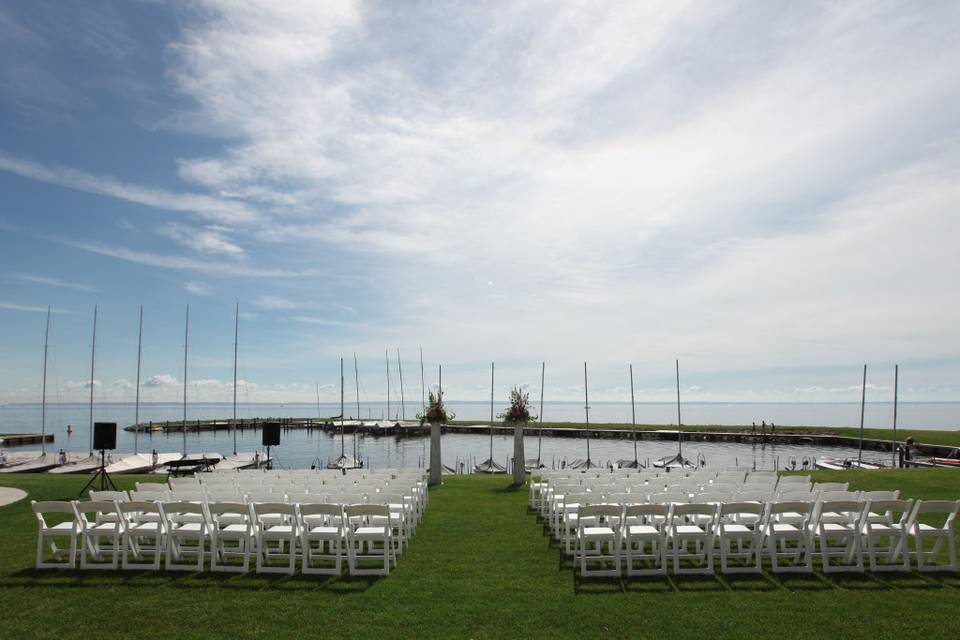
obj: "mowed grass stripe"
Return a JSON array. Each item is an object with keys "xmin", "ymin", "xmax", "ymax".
[{"xmin": 0, "ymin": 471, "xmax": 958, "ymax": 639}]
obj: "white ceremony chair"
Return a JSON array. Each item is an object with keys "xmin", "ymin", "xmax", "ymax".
[
  {"xmin": 31, "ymin": 501, "xmax": 78, "ymax": 569},
  {"xmin": 576, "ymin": 504, "xmax": 622, "ymax": 578},
  {"xmin": 73, "ymin": 500, "xmax": 124, "ymax": 570},
  {"xmin": 345, "ymin": 504, "xmax": 394, "ymax": 576},
  {"xmin": 667, "ymin": 503, "xmax": 717, "ymax": 575},
  {"xmin": 716, "ymin": 502, "xmax": 764, "ymax": 573},
  {"xmin": 813, "ymin": 482, "xmax": 849, "ymax": 493},
  {"xmin": 118, "ymin": 500, "xmax": 166, "ymax": 570},
  {"xmin": 298, "ymin": 503, "xmax": 345, "ymax": 575},
  {"xmin": 763, "ymin": 501, "xmax": 813, "ymax": 573},
  {"xmin": 908, "ymin": 500, "xmax": 959, "ymax": 572},
  {"xmin": 860, "ymin": 499, "xmax": 913, "ymax": 572},
  {"xmin": 622, "ymin": 504, "xmax": 669, "ymax": 576},
  {"xmin": 160, "ymin": 501, "xmax": 210, "ymax": 571},
  {"xmin": 252, "ymin": 502, "xmax": 298, "ymax": 574},
  {"xmin": 208, "ymin": 502, "xmax": 254, "ymax": 573},
  {"xmin": 811, "ymin": 500, "xmax": 865, "ymax": 573}
]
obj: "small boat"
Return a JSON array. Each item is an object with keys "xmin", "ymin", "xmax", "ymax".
[
  {"xmin": 474, "ymin": 458, "xmax": 507, "ymax": 474},
  {"xmin": 567, "ymin": 458, "xmax": 603, "ymax": 470},
  {"xmin": 652, "ymin": 453, "xmax": 696, "ymax": 469},
  {"xmin": 815, "ymin": 457, "xmax": 885, "ymax": 471},
  {"xmin": 616, "ymin": 459, "xmax": 645, "ymax": 469},
  {"xmin": 0, "ymin": 452, "xmax": 60, "ymax": 473},
  {"xmin": 327, "ymin": 454, "xmax": 363, "ymax": 471},
  {"xmin": 524, "ymin": 458, "xmax": 545, "ymax": 472}
]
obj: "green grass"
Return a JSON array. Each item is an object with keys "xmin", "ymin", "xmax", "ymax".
[
  {"xmin": 454, "ymin": 420, "xmax": 960, "ymax": 447},
  {"xmin": 1, "ymin": 471, "xmax": 959, "ymax": 639}
]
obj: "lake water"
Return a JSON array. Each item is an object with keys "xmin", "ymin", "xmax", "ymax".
[{"xmin": 4, "ymin": 401, "xmax": 949, "ymax": 470}]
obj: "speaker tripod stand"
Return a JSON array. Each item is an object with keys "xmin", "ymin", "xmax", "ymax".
[{"xmin": 79, "ymin": 449, "xmax": 117, "ymax": 496}]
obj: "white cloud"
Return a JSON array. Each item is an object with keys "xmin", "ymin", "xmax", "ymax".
[
  {"xmin": 159, "ymin": 223, "xmax": 243, "ymax": 256},
  {"xmin": 143, "ymin": 374, "xmax": 178, "ymax": 387},
  {"xmin": 7, "ymin": 272, "xmax": 97, "ymax": 292},
  {"xmin": 185, "ymin": 281, "xmax": 211, "ymax": 295},
  {"xmin": 255, "ymin": 295, "xmax": 300, "ymax": 310}
]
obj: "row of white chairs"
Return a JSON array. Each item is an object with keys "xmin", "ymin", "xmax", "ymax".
[
  {"xmin": 570, "ymin": 499, "xmax": 959, "ymax": 577},
  {"xmin": 32, "ymin": 499, "xmax": 407, "ymax": 576}
]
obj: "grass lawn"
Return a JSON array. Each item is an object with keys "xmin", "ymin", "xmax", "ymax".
[
  {"xmin": 454, "ymin": 420, "xmax": 960, "ymax": 447},
  {"xmin": 0, "ymin": 470, "xmax": 958, "ymax": 639}
]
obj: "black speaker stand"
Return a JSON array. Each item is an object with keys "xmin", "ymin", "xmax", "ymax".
[
  {"xmin": 266, "ymin": 445, "xmax": 273, "ymax": 470},
  {"xmin": 80, "ymin": 449, "xmax": 117, "ymax": 496}
]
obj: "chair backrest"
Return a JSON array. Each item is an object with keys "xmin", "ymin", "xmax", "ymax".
[
  {"xmin": 160, "ymin": 501, "xmax": 206, "ymax": 517},
  {"xmin": 814, "ymin": 500, "xmax": 864, "ymax": 524},
  {"xmin": 118, "ymin": 500, "xmax": 162, "ymax": 517},
  {"xmin": 252, "ymin": 502, "xmax": 295, "ymax": 517},
  {"xmin": 344, "ymin": 504, "xmax": 390, "ymax": 519},
  {"xmin": 819, "ymin": 490, "xmax": 860, "ymax": 502},
  {"xmin": 697, "ymin": 492, "xmax": 730, "ymax": 504},
  {"xmin": 777, "ymin": 490, "xmax": 814, "ymax": 501},
  {"xmin": 864, "ymin": 499, "xmax": 913, "ymax": 525},
  {"xmin": 73, "ymin": 500, "xmax": 119, "ymax": 526},
  {"xmin": 578, "ymin": 504, "xmax": 623, "ymax": 522},
  {"xmin": 862, "ymin": 490, "xmax": 900, "ymax": 501},
  {"xmin": 670, "ymin": 503, "xmax": 717, "ymax": 520},
  {"xmin": 135, "ymin": 482, "xmax": 168, "ymax": 493},
  {"xmin": 736, "ymin": 490, "xmax": 772, "ymax": 502},
  {"xmin": 208, "ymin": 502, "xmax": 251, "ymax": 518},
  {"xmin": 298, "ymin": 503, "xmax": 343, "ymax": 518},
  {"xmin": 31, "ymin": 500, "xmax": 76, "ymax": 527},
  {"xmin": 778, "ymin": 475, "xmax": 811, "ymax": 484},
  {"xmin": 910, "ymin": 500, "xmax": 960, "ymax": 529},
  {"xmin": 719, "ymin": 501, "xmax": 765, "ymax": 520},
  {"xmin": 129, "ymin": 490, "xmax": 167, "ymax": 502},
  {"xmin": 766, "ymin": 500, "xmax": 813, "ymax": 521},
  {"xmin": 89, "ymin": 490, "xmax": 128, "ymax": 502},
  {"xmin": 606, "ymin": 492, "xmax": 638, "ymax": 505},
  {"xmin": 624, "ymin": 503, "xmax": 669, "ymax": 519},
  {"xmin": 813, "ymin": 482, "xmax": 849, "ymax": 492}
]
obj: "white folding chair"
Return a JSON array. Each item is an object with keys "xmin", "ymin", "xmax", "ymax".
[
  {"xmin": 31, "ymin": 501, "xmax": 78, "ymax": 569},
  {"xmin": 908, "ymin": 500, "xmax": 959, "ymax": 572},
  {"xmin": 860, "ymin": 499, "xmax": 912, "ymax": 572},
  {"xmin": 118, "ymin": 500, "xmax": 166, "ymax": 570},
  {"xmin": 73, "ymin": 500, "xmax": 123, "ymax": 570},
  {"xmin": 622, "ymin": 504, "xmax": 669, "ymax": 576},
  {"xmin": 298, "ymin": 503, "xmax": 345, "ymax": 575},
  {"xmin": 576, "ymin": 504, "xmax": 622, "ymax": 578},
  {"xmin": 160, "ymin": 501, "xmax": 210, "ymax": 571},
  {"xmin": 667, "ymin": 503, "xmax": 717, "ymax": 575},
  {"xmin": 345, "ymin": 504, "xmax": 394, "ymax": 576},
  {"xmin": 209, "ymin": 502, "xmax": 254, "ymax": 573},
  {"xmin": 252, "ymin": 502, "xmax": 298, "ymax": 575},
  {"xmin": 716, "ymin": 502, "xmax": 764, "ymax": 573},
  {"xmin": 811, "ymin": 500, "xmax": 864, "ymax": 573},
  {"xmin": 763, "ymin": 501, "xmax": 813, "ymax": 573}
]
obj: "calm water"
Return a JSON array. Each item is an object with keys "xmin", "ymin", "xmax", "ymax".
[{"xmin": 2, "ymin": 401, "xmax": 945, "ymax": 470}]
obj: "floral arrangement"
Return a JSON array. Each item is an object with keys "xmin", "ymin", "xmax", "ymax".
[
  {"xmin": 418, "ymin": 390, "xmax": 454, "ymax": 425},
  {"xmin": 498, "ymin": 386, "xmax": 537, "ymax": 424}
]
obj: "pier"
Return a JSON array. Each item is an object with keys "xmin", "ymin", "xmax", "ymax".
[{"xmin": 0, "ymin": 433, "xmax": 55, "ymax": 447}]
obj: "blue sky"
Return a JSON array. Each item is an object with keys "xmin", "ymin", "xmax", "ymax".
[{"xmin": 1, "ymin": 1, "xmax": 959, "ymax": 406}]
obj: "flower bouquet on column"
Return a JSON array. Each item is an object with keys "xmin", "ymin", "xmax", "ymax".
[
  {"xmin": 498, "ymin": 386, "xmax": 537, "ymax": 486},
  {"xmin": 418, "ymin": 390, "xmax": 454, "ymax": 486}
]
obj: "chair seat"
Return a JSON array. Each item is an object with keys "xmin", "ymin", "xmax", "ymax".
[
  {"xmin": 305, "ymin": 526, "xmax": 341, "ymax": 537},
  {"xmin": 821, "ymin": 523, "xmax": 856, "ymax": 533},
  {"xmin": 89, "ymin": 523, "xmax": 121, "ymax": 534},
  {"xmin": 219, "ymin": 524, "xmax": 250, "ymax": 534},
  {"xmin": 581, "ymin": 526, "xmax": 616, "ymax": 538},
  {"xmin": 43, "ymin": 522, "xmax": 76, "ymax": 533},
  {"xmin": 626, "ymin": 525, "xmax": 659, "ymax": 536},
  {"xmin": 129, "ymin": 522, "xmax": 162, "ymax": 533},
  {"xmin": 770, "ymin": 523, "xmax": 801, "ymax": 533},
  {"xmin": 354, "ymin": 526, "xmax": 389, "ymax": 538},
  {"xmin": 171, "ymin": 523, "xmax": 205, "ymax": 534},
  {"xmin": 721, "ymin": 524, "xmax": 753, "ymax": 534},
  {"xmin": 673, "ymin": 525, "xmax": 706, "ymax": 535},
  {"xmin": 862, "ymin": 523, "xmax": 902, "ymax": 534}
]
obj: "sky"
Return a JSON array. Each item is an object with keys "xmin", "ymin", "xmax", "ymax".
[{"xmin": 1, "ymin": 1, "xmax": 959, "ymax": 407}]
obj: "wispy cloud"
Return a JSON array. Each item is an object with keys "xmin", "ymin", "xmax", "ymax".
[
  {"xmin": 184, "ymin": 281, "xmax": 211, "ymax": 295},
  {"xmin": 0, "ymin": 152, "xmax": 259, "ymax": 223},
  {"xmin": 7, "ymin": 271, "xmax": 97, "ymax": 292},
  {"xmin": 255, "ymin": 295, "xmax": 300, "ymax": 310},
  {"xmin": 159, "ymin": 222, "xmax": 243, "ymax": 256}
]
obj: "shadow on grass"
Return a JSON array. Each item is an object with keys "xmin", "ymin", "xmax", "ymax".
[{"xmin": 5, "ymin": 567, "xmax": 382, "ymax": 593}]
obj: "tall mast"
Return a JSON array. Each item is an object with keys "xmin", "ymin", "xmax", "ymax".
[
  {"xmin": 232, "ymin": 302, "xmax": 239, "ymax": 455},
  {"xmin": 397, "ymin": 348, "xmax": 405, "ymax": 421},
  {"xmin": 419, "ymin": 347, "xmax": 426, "ymax": 412},
  {"xmin": 315, "ymin": 382, "xmax": 321, "ymax": 420},
  {"xmin": 858, "ymin": 364, "xmax": 867, "ymax": 463},
  {"xmin": 353, "ymin": 353, "xmax": 360, "ymax": 460},
  {"xmin": 537, "ymin": 361, "xmax": 545, "ymax": 463},
  {"xmin": 489, "ymin": 361, "xmax": 495, "ymax": 463},
  {"xmin": 134, "ymin": 305, "xmax": 143, "ymax": 455},
  {"xmin": 584, "ymin": 361, "xmax": 591, "ymax": 464},
  {"xmin": 340, "ymin": 357, "xmax": 345, "ymax": 456},
  {"xmin": 675, "ymin": 359, "xmax": 682, "ymax": 459},
  {"xmin": 630, "ymin": 363, "xmax": 637, "ymax": 465},
  {"xmin": 385, "ymin": 349, "xmax": 391, "ymax": 421},
  {"xmin": 88, "ymin": 304, "xmax": 98, "ymax": 455},
  {"xmin": 40, "ymin": 305, "xmax": 51, "ymax": 456},
  {"xmin": 892, "ymin": 364, "xmax": 899, "ymax": 467},
  {"xmin": 182, "ymin": 304, "xmax": 189, "ymax": 456}
]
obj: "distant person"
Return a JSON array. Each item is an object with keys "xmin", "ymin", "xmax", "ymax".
[
  {"xmin": 761, "ymin": 421, "xmax": 767, "ymax": 435},
  {"xmin": 751, "ymin": 422, "xmax": 756, "ymax": 435},
  {"xmin": 58, "ymin": 448, "xmax": 67, "ymax": 465},
  {"xmin": 151, "ymin": 449, "xmax": 159, "ymax": 467},
  {"xmin": 905, "ymin": 437, "xmax": 920, "ymax": 462},
  {"xmin": 771, "ymin": 422, "xmax": 776, "ymax": 434}
]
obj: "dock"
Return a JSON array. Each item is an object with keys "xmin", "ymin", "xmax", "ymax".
[{"xmin": 0, "ymin": 433, "xmax": 55, "ymax": 447}]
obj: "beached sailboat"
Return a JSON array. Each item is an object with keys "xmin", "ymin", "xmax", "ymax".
[
  {"xmin": 475, "ymin": 362, "xmax": 506, "ymax": 474},
  {"xmin": 328, "ymin": 357, "xmax": 362, "ymax": 470},
  {"xmin": 569, "ymin": 362, "xmax": 601, "ymax": 470},
  {"xmin": 653, "ymin": 360, "xmax": 695, "ymax": 469},
  {"xmin": 617, "ymin": 364, "xmax": 645, "ymax": 469},
  {"xmin": 524, "ymin": 362, "xmax": 546, "ymax": 472}
]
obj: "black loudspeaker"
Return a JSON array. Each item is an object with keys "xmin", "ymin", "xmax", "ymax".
[
  {"xmin": 262, "ymin": 424, "xmax": 281, "ymax": 447},
  {"xmin": 93, "ymin": 422, "xmax": 117, "ymax": 450}
]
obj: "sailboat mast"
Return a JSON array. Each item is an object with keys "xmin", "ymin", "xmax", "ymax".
[
  {"xmin": 134, "ymin": 305, "xmax": 143, "ymax": 455},
  {"xmin": 385, "ymin": 350, "xmax": 391, "ymax": 421},
  {"xmin": 538, "ymin": 361, "xmax": 545, "ymax": 463},
  {"xmin": 630, "ymin": 363, "xmax": 637, "ymax": 464},
  {"xmin": 420, "ymin": 347, "xmax": 426, "ymax": 412},
  {"xmin": 489, "ymin": 362, "xmax": 494, "ymax": 462},
  {"xmin": 340, "ymin": 357, "xmax": 345, "ymax": 456},
  {"xmin": 182, "ymin": 304, "xmax": 189, "ymax": 456},
  {"xmin": 584, "ymin": 362, "xmax": 591, "ymax": 463},
  {"xmin": 40, "ymin": 305, "xmax": 50, "ymax": 456},
  {"xmin": 397, "ymin": 348, "xmax": 405, "ymax": 421},
  {"xmin": 232, "ymin": 302, "xmax": 239, "ymax": 455},
  {"xmin": 892, "ymin": 364, "xmax": 899, "ymax": 467},
  {"xmin": 88, "ymin": 305, "xmax": 98, "ymax": 455},
  {"xmin": 353, "ymin": 353, "xmax": 360, "ymax": 461},
  {"xmin": 315, "ymin": 383, "xmax": 321, "ymax": 420},
  {"xmin": 858, "ymin": 364, "xmax": 867, "ymax": 463},
  {"xmin": 675, "ymin": 359, "xmax": 682, "ymax": 459}
]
